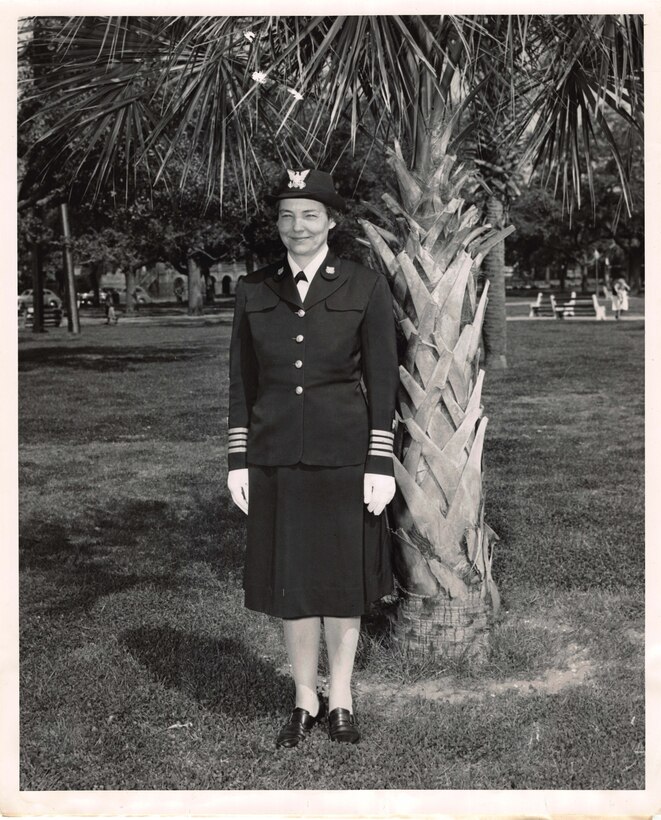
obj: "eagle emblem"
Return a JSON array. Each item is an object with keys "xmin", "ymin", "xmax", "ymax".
[{"xmin": 287, "ymin": 169, "xmax": 310, "ymax": 190}]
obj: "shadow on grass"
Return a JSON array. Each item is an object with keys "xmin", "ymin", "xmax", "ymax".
[
  {"xmin": 20, "ymin": 490, "xmax": 250, "ymax": 621},
  {"xmin": 20, "ymin": 499, "xmax": 177, "ymax": 569},
  {"xmin": 20, "ymin": 526, "xmax": 180, "ymax": 617},
  {"xmin": 19, "ymin": 521, "xmax": 86, "ymax": 568},
  {"xmin": 21, "ymin": 492, "xmax": 246, "ymax": 615},
  {"xmin": 121, "ymin": 626, "xmax": 292, "ymax": 717},
  {"xmin": 47, "ymin": 568, "xmax": 179, "ymax": 616},
  {"xmin": 92, "ymin": 498, "xmax": 177, "ymax": 543},
  {"xmin": 180, "ymin": 492, "xmax": 246, "ymax": 579},
  {"xmin": 19, "ymin": 346, "xmax": 200, "ymax": 373},
  {"xmin": 20, "ymin": 499, "xmax": 191, "ymax": 615}
]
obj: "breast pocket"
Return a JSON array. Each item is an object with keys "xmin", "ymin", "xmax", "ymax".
[
  {"xmin": 245, "ymin": 290, "xmax": 289, "ymax": 361},
  {"xmin": 245, "ymin": 290, "xmax": 280, "ymax": 314},
  {"xmin": 325, "ymin": 291, "xmax": 366, "ymax": 314},
  {"xmin": 322, "ymin": 292, "xmax": 366, "ymax": 358}
]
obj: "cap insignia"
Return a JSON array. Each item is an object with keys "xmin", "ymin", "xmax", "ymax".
[
  {"xmin": 326, "ymin": 266, "xmax": 335, "ymax": 274},
  {"xmin": 287, "ymin": 169, "xmax": 310, "ymax": 190}
]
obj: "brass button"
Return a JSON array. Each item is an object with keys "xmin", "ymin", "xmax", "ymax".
[
  {"xmin": 295, "ymin": 334, "xmax": 304, "ymax": 343},
  {"xmin": 294, "ymin": 360, "xmax": 303, "ymax": 368},
  {"xmin": 297, "ymin": 309, "xmax": 306, "ymax": 317},
  {"xmin": 295, "ymin": 386, "xmax": 303, "ymax": 395}
]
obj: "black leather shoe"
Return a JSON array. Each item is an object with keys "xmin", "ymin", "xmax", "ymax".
[
  {"xmin": 275, "ymin": 698, "xmax": 327, "ymax": 748},
  {"xmin": 328, "ymin": 707, "xmax": 360, "ymax": 744}
]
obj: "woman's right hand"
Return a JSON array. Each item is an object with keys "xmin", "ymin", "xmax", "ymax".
[{"xmin": 228, "ymin": 468, "xmax": 249, "ymax": 514}]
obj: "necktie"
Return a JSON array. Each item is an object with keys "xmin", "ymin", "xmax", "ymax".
[{"xmin": 294, "ymin": 271, "xmax": 308, "ymax": 284}]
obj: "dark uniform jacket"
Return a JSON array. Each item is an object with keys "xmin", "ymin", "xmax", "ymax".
[{"xmin": 227, "ymin": 251, "xmax": 399, "ymax": 477}]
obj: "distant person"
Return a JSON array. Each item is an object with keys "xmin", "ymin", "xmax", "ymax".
[
  {"xmin": 104, "ymin": 292, "xmax": 118, "ymax": 325},
  {"xmin": 612, "ymin": 277, "xmax": 631, "ymax": 320}
]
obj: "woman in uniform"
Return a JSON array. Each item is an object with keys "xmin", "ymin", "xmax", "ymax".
[{"xmin": 227, "ymin": 169, "xmax": 399, "ymax": 747}]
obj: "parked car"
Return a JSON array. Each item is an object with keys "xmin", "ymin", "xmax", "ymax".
[
  {"xmin": 78, "ymin": 287, "xmax": 118, "ymax": 307},
  {"xmin": 79, "ymin": 285, "xmax": 151, "ymax": 306},
  {"xmin": 78, "ymin": 289, "xmax": 96, "ymax": 306},
  {"xmin": 116, "ymin": 285, "xmax": 152, "ymax": 305},
  {"xmin": 18, "ymin": 288, "xmax": 63, "ymax": 312}
]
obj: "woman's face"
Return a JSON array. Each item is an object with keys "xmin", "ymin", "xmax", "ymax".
[{"xmin": 277, "ymin": 198, "xmax": 335, "ymax": 265}]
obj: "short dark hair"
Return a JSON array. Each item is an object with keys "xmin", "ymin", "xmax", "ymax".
[{"xmin": 326, "ymin": 207, "xmax": 340, "ymax": 225}]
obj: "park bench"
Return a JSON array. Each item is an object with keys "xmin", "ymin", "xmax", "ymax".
[
  {"xmin": 529, "ymin": 292, "xmax": 558, "ymax": 317},
  {"xmin": 554, "ymin": 292, "xmax": 605, "ymax": 320},
  {"xmin": 22, "ymin": 305, "xmax": 63, "ymax": 328},
  {"xmin": 529, "ymin": 291, "xmax": 606, "ymax": 320}
]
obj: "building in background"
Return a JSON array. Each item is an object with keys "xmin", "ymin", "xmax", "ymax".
[{"xmin": 93, "ymin": 260, "xmax": 246, "ymax": 302}]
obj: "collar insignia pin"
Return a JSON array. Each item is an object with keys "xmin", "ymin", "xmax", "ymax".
[{"xmin": 287, "ymin": 169, "xmax": 310, "ymax": 190}]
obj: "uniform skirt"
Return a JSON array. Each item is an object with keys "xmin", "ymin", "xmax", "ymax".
[{"xmin": 244, "ymin": 463, "xmax": 393, "ymax": 618}]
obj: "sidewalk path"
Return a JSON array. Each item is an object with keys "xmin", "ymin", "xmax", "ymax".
[
  {"xmin": 508, "ymin": 315, "xmax": 644, "ymax": 321},
  {"xmin": 19, "ymin": 303, "xmax": 644, "ymax": 332}
]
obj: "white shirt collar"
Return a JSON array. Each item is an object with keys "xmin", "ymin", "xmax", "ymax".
[{"xmin": 287, "ymin": 244, "xmax": 329, "ymax": 284}]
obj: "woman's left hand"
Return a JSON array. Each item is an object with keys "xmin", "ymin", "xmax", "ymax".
[{"xmin": 364, "ymin": 473, "xmax": 396, "ymax": 516}]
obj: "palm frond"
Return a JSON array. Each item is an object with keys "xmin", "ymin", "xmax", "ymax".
[{"xmin": 21, "ymin": 14, "xmax": 643, "ymax": 213}]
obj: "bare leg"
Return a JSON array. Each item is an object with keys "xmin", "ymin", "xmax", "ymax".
[
  {"xmin": 324, "ymin": 616, "xmax": 360, "ymax": 713},
  {"xmin": 283, "ymin": 617, "xmax": 322, "ymax": 715}
]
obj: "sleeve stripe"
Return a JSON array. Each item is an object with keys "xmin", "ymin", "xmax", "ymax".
[
  {"xmin": 228, "ymin": 426, "xmax": 249, "ymax": 456},
  {"xmin": 368, "ymin": 428, "xmax": 394, "ymax": 459}
]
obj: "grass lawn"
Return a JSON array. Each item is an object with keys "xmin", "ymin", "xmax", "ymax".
[{"xmin": 17, "ymin": 317, "xmax": 644, "ymax": 791}]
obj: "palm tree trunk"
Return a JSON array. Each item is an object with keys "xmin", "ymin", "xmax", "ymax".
[
  {"xmin": 361, "ymin": 144, "xmax": 512, "ymax": 658},
  {"xmin": 481, "ymin": 196, "xmax": 508, "ymax": 370}
]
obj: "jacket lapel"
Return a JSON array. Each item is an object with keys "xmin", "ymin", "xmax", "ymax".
[
  {"xmin": 264, "ymin": 260, "xmax": 303, "ymax": 308},
  {"xmin": 303, "ymin": 253, "xmax": 348, "ymax": 308}
]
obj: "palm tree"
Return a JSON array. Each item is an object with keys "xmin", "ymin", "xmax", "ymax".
[
  {"xmin": 358, "ymin": 141, "xmax": 510, "ymax": 655},
  {"xmin": 21, "ymin": 15, "xmax": 643, "ymax": 656}
]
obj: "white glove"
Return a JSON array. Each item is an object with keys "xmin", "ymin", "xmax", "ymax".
[
  {"xmin": 228, "ymin": 468, "xmax": 249, "ymax": 515},
  {"xmin": 364, "ymin": 473, "xmax": 396, "ymax": 516}
]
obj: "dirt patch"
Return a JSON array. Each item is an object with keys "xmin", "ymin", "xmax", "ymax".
[
  {"xmin": 357, "ymin": 655, "xmax": 595, "ymax": 706},
  {"xmin": 355, "ymin": 623, "xmax": 643, "ymax": 706}
]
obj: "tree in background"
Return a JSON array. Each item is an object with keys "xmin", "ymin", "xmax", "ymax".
[
  {"xmin": 22, "ymin": 16, "xmax": 643, "ymax": 326},
  {"xmin": 508, "ymin": 115, "xmax": 644, "ymax": 293}
]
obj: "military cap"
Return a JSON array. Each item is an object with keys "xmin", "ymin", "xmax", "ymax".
[{"xmin": 267, "ymin": 168, "xmax": 346, "ymax": 211}]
